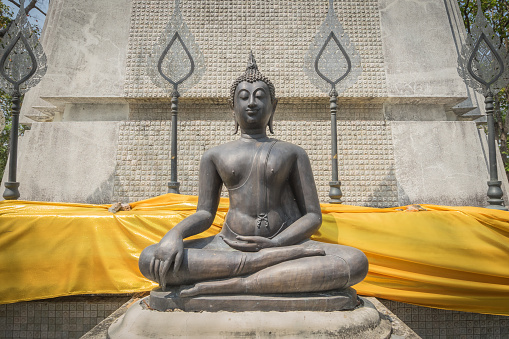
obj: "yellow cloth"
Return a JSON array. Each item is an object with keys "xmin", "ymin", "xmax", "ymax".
[{"xmin": 0, "ymin": 193, "xmax": 508, "ymax": 315}]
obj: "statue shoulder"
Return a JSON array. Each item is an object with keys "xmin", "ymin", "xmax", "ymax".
[
  {"xmin": 274, "ymin": 140, "xmax": 310, "ymax": 158},
  {"xmin": 200, "ymin": 141, "xmax": 238, "ymax": 162}
]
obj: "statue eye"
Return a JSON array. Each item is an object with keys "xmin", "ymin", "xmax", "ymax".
[
  {"xmin": 255, "ymin": 90, "xmax": 266, "ymax": 99},
  {"xmin": 238, "ymin": 90, "xmax": 249, "ymax": 100}
]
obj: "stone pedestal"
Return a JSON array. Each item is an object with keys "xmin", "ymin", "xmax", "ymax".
[
  {"xmin": 108, "ymin": 297, "xmax": 393, "ymax": 339},
  {"xmin": 149, "ymin": 287, "xmax": 358, "ymax": 312}
]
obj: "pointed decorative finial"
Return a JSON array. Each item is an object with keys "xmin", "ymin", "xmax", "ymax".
[
  {"xmin": 173, "ymin": 0, "xmax": 181, "ymax": 15},
  {"xmin": 247, "ymin": 51, "xmax": 258, "ymax": 71},
  {"xmin": 19, "ymin": 0, "xmax": 26, "ymax": 17},
  {"xmin": 0, "ymin": 0, "xmax": 47, "ymax": 95},
  {"xmin": 476, "ymin": 0, "xmax": 482, "ymax": 15},
  {"xmin": 457, "ymin": 0, "xmax": 509, "ymax": 95},
  {"xmin": 303, "ymin": 0, "xmax": 362, "ymax": 95},
  {"xmin": 328, "ymin": 0, "xmax": 335, "ymax": 14},
  {"xmin": 148, "ymin": 0, "xmax": 205, "ymax": 95}
]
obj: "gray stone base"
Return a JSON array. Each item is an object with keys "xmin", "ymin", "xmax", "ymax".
[
  {"xmin": 107, "ymin": 297, "xmax": 393, "ymax": 338},
  {"xmin": 149, "ymin": 287, "xmax": 358, "ymax": 312}
]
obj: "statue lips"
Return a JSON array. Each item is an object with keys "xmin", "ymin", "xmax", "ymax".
[
  {"xmin": 246, "ymin": 109, "xmax": 259, "ymax": 121},
  {"xmin": 245, "ymin": 108, "xmax": 264, "ymax": 125}
]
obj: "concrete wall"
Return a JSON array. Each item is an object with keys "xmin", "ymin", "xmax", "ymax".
[
  {"xmin": 20, "ymin": 0, "xmax": 133, "ymax": 123},
  {"xmin": 5, "ymin": 118, "xmax": 506, "ymax": 208},
  {"xmin": 2, "ymin": 122, "xmax": 120, "ymax": 204},
  {"xmin": 8, "ymin": 0, "xmax": 507, "ymax": 208},
  {"xmin": 379, "ymin": 0, "xmax": 466, "ymax": 103},
  {"xmin": 391, "ymin": 121, "xmax": 509, "ymax": 206},
  {"xmin": 21, "ymin": 0, "xmax": 480, "ymax": 122}
]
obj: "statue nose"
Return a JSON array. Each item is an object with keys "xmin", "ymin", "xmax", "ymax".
[{"xmin": 248, "ymin": 96, "xmax": 256, "ymax": 108}]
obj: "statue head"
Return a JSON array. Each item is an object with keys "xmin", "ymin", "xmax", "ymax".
[{"xmin": 230, "ymin": 52, "xmax": 277, "ymax": 134}]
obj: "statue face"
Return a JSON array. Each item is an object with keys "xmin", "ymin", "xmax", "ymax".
[{"xmin": 234, "ymin": 81, "xmax": 275, "ymax": 132}]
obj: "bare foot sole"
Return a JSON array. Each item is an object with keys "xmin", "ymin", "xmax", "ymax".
[
  {"xmin": 303, "ymin": 247, "xmax": 326, "ymax": 257},
  {"xmin": 179, "ymin": 277, "xmax": 244, "ymax": 297},
  {"xmin": 259, "ymin": 245, "xmax": 325, "ymax": 258}
]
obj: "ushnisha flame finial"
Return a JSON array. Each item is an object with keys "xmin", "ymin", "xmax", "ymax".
[{"xmin": 246, "ymin": 50, "xmax": 258, "ymax": 70}]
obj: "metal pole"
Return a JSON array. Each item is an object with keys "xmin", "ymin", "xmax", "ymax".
[
  {"xmin": 3, "ymin": 90, "xmax": 21, "ymax": 200},
  {"xmin": 168, "ymin": 93, "xmax": 180, "ymax": 194},
  {"xmin": 485, "ymin": 92, "xmax": 507, "ymax": 210},
  {"xmin": 329, "ymin": 88, "xmax": 342, "ymax": 203}
]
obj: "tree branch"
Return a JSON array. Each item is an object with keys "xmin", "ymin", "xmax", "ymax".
[
  {"xmin": 0, "ymin": 22, "xmax": 12, "ymax": 39},
  {"xmin": 7, "ymin": 0, "xmax": 46, "ymax": 16},
  {"xmin": 25, "ymin": 0, "xmax": 46, "ymax": 16},
  {"xmin": 464, "ymin": 0, "xmax": 472, "ymax": 34}
]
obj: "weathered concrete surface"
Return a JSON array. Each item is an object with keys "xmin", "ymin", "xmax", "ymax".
[
  {"xmin": 20, "ymin": 0, "xmax": 132, "ymax": 123},
  {"xmin": 83, "ymin": 296, "xmax": 421, "ymax": 338},
  {"xmin": 384, "ymin": 103, "xmax": 457, "ymax": 121},
  {"xmin": 379, "ymin": 0, "xmax": 466, "ymax": 104},
  {"xmin": 61, "ymin": 103, "xmax": 129, "ymax": 122},
  {"xmin": 391, "ymin": 121, "xmax": 509, "ymax": 206},
  {"xmin": 1, "ymin": 122, "xmax": 120, "ymax": 203},
  {"xmin": 107, "ymin": 297, "xmax": 393, "ymax": 339}
]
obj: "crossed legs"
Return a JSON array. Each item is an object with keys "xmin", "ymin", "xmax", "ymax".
[{"xmin": 138, "ymin": 236, "xmax": 368, "ymax": 296}]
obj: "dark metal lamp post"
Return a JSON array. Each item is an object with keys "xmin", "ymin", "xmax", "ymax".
[
  {"xmin": 0, "ymin": 0, "xmax": 47, "ymax": 200},
  {"xmin": 458, "ymin": 0, "xmax": 509, "ymax": 210},
  {"xmin": 304, "ymin": 0, "xmax": 362, "ymax": 203},
  {"xmin": 148, "ymin": 0, "xmax": 205, "ymax": 194}
]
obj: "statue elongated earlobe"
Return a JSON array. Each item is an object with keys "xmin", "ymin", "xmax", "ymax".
[
  {"xmin": 268, "ymin": 115, "xmax": 274, "ymax": 134},
  {"xmin": 233, "ymin": 113, "xmax": 239, "ymax": 134},
  {"xmin": 268, "ymin": 99, "xmax": 277, "ymax": 134}
]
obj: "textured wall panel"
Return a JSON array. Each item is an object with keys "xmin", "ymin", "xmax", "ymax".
[
  {"xmin": 338, "ymin": 121, "xmax": 398, "ymax": 207},
  {"xmin": 113, "ymin": 121, "xmax": 173, "ymax": 202},
  {"xmin": 114, "ymin": 104, "xmax": 397, "ymax": 206},
  {"xmin": 124, "ymin": 0, "xmax": 387, "ymax": 100}
]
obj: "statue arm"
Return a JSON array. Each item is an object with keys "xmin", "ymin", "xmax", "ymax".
[
  {"xmin": 150, "ymin": 151, "xmax": 222, "ymax": 285},
  {"xmin": 161, "ymin": 151, "xmax": 222, "ymax": 240},
  {"xmin": 271, "ymin": 147, "xmax": 322, "ymax": 246}
]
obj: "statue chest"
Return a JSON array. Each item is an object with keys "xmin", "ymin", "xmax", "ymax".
[{"xmin": 219, "ymin": 148, "xmax": 293, "ymax": 191}]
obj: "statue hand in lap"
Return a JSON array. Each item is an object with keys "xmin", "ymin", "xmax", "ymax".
[{"xmin": 139, "ymin": 53, "xmax": 368, "ymax": 296}]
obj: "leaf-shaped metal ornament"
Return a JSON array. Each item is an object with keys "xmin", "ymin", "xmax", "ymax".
[
  {"xmin": 458, "ymin": 0, "xmax": 509, "ymax": 95},
  {"xmin": 148, "ymin": 0, "xmax": 205, "ymax": 96},
  {"xmin": 0, "ymin": 0, "xmax": 47, "ymax": 94},
  {"xmin": 304, "ymin": 0, "xmax": 362, "ymax": 95}
]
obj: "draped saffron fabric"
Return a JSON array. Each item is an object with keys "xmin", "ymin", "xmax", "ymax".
[{"xmin": 0, "ymin": 194, "xmax": 508, "ymax": 315}]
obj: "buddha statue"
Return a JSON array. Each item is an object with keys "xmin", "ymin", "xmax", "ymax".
[{"xmin": 138, "ymin": 53, "xmax": 368, "ymax": 297}]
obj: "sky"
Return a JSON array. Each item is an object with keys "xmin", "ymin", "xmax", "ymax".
[{"xmin": 5, "ymin": 0, "xmax": 49, "ymax": 32}]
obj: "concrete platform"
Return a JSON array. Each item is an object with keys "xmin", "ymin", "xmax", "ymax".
[{"xmin": 107, "ymin": 297, "xmax": 393, "ymax": 338}]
